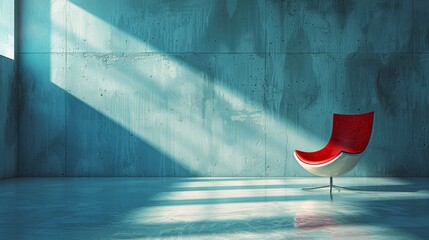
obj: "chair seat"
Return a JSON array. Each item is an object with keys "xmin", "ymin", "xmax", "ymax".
[{"xmin": 295, "ymin": 143, "xmax": 343, "ymax": 165}]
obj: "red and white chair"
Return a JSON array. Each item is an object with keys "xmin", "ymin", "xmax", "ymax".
[{"xmin": 294, "ymin": 112, "xmax": 374, "ymax": 195}]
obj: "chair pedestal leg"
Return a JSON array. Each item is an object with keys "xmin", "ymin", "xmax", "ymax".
[
  {"xmin": 302, "ymin": 177, "xmax": 334, "ymax": 191},
  {"xmin": 302, "ymin": 177, "xmax": 364, "ymax": 194}
]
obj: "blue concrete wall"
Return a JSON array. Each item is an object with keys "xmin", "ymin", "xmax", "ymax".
[
  {"xmin": 0, "ymin": 56, "xmax": 17, "ymax": 179},
  {"xmin": 18, "ymin": 0, "xmax": 429, "ymax": 177}
]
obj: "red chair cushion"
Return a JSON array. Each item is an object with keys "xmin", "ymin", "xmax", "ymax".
[
  {"xmin": 295, "ymin": 112, "xmax": 374, "ymax": 165},
  {"xmin": 295, "ymin": 145, "xmax": 342, "ymax": 165}
]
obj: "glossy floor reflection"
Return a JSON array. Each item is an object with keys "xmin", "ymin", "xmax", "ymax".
[{"xmin": 1, "ymin": 177, "xmax": 428, "ymax": 239}]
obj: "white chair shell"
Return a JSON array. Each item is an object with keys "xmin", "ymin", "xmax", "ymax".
[{"xmin": 294, "ymin": 152, "xmax": 363, "ymax": 177}]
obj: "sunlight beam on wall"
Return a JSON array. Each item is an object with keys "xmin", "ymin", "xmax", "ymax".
[
  {"xmin": 0, "ymin": 0, "xmax": 14, "ymax": 60},
  {"xmin": 51, "ymin": 2, "xmax": 323, "ymax": 176}
]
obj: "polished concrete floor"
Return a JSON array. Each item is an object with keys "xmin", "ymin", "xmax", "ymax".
[{"xmin": 1, "ymin": 177, "xmax": 428, "ymax": 239}]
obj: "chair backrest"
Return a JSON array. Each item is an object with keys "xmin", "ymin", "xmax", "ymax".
[{"xmin": 329, "ymin": 112, "xmax": 374, "ymax": 154}]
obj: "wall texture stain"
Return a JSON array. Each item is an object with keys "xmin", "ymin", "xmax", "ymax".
[
  {"xmin": 0, "ymin": 56, "xmax": 17, "ymax": 179},
  {"xmin": 15, "ymin": 0, "xmax": 429, "ymax": 177}
]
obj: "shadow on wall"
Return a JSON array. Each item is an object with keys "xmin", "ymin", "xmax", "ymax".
[
  {"xmin": 65, "ymin": 93, "xmax": 195, "ymax": 176},
  {"xmin": 69, "ymin": 0, "xmax": 266, "ymax": 55},
  {"xmin": 0, "ymin": 56, "xmax": 18, "ymax": 179}
]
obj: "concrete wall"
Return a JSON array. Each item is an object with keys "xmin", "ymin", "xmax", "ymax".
[
  {"xmin": 18, "ymin": 0, "xmax": 429, "ymax": 177},
  {"xmin": 0, "ymin": 56, "xmax": 18, "ymax": 179}
]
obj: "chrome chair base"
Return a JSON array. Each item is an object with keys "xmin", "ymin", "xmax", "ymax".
[{"xmin": 302, "ymin": 177, "xmax": 363, "ymax": 197}]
